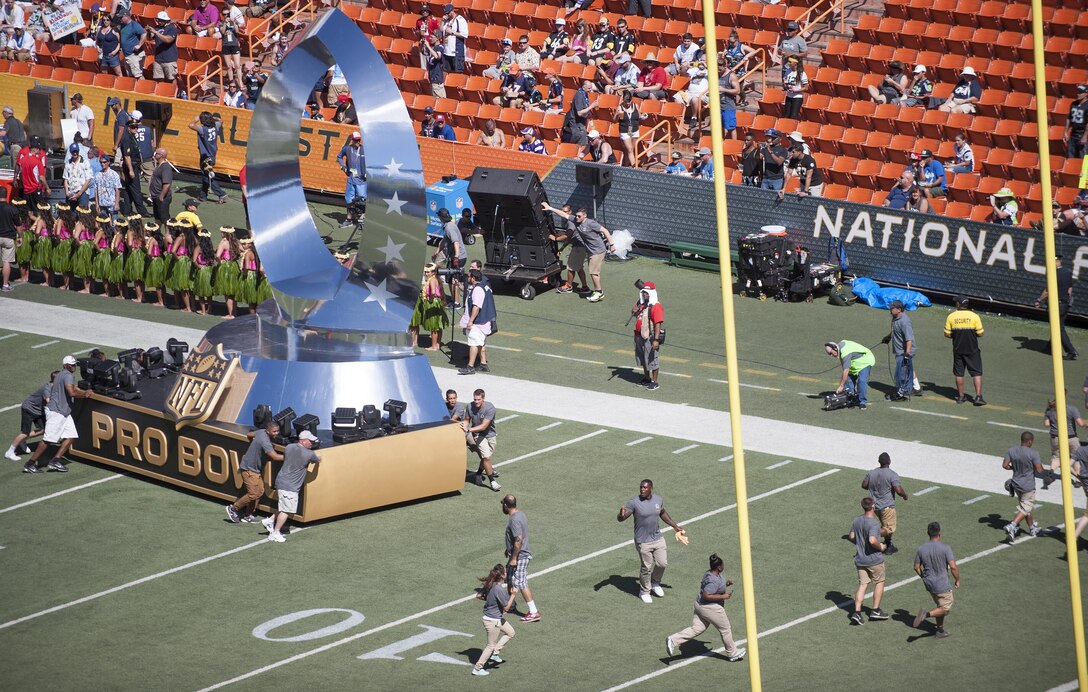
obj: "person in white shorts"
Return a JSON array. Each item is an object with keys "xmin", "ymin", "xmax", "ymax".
[
  {"xmin": 25, "ymin": 355, "xmax": 91, "ymax": 473},
  {"xmin": 263, "ymin": 430, "xmax": 320, "ymax": 542}
]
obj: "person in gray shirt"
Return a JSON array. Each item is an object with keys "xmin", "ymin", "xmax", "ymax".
[
  {"xmin": 665, "ymin": 553, "xmax": 746, "ymax": 662},
  {"xmin": 432, "ymin": 207, "xmax": 467, "ymax": 308},
  {"xmin": 1002, "ymin": 431, "xmax": 1044, "ymax": 541},
  {"xmin": 862, "ymin": 452, "xmax": 909, "ymax": 554},
  {"xmin": 445, "ymin": 389, "xmax": 467, "ymax": 421},
  {"xmin": 540, "ymin": 202, "xmax": 614, "ymax": 303},
  {"xmin": 226, "ymin": 420, "xmax": 284, "ymax": 524},
  {"xmin": 472, "ymin": 563, "xmax": 516, "ymax": 676},
  {"xmin": 463, "ymin": 388, "xmax": 500, "ymax": 491},
  {"xmin": 264, "ymin": 430, "xmax": 320, "ymax": 542},
  {"xmin": 5, "ymin": 371, "xmax": 55, "ymax": 461},
  {"xmin": 848, "ymin": 497, "xmax": 889, "ymax": 624},
  {"xmin": 502, "ymin": 494, "xmax": 540, "ymax": 622},
  {"xmin": 618, "ymin": 479, "xmax": 687, "ymax": 603},
  {"xmin": 25, "ymin": 355, "xmax": 91, "ymax": 474},
  {"xmin": 1042, "ymin": 397, "xmax": 1085, "ymax": 484},
  {"xmin": 912, "ymin": 522, "xmax": 960, "ymax": 639},
  {"xmin": 881, "ymin": 300, "xmax": 916, "ymax": 400}
]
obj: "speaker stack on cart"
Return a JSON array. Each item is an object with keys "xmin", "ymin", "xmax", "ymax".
[
  {"xmin": 467, "ymin": 168, "xmax": 563, "ymax": 300},
  {"xmin": 737, "ymin": 226, "xmax": 792, "ymax": 300}
]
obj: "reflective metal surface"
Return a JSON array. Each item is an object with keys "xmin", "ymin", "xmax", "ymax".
[{"xmin": 246, "ymin": 8, "xmax": 427, "ymax": 335}]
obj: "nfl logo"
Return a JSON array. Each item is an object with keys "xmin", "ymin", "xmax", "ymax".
[
  {"xmin": 455, "ymin": 197, "xmax": 464, "ymax": 209},
  {"xmin": 429, "ymin": 200, "xmax": 437, "ymax": 211}
]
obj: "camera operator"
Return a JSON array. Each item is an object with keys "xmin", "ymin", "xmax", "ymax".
[
  {"xmin": 825, "ymin": 340, "xmax": 875, "ymax": 410},
  {"xmin": 631, "ymin": 280, "xmax": 664, "ymax": 391},
  {"xmin": 433, "ymin": 207, "xmax": 468, "ymax": 308},
  {"xmin": 335, "ymin": 132, "xmax": 366, "ymax": 228},
  {"xmin": 880, "ymin": 300, "xmax": 915, "ymax": 401}
]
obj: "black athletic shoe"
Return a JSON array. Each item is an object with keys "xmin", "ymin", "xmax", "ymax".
[
  {"xmin": 849, "ymin": 611, "xmax": 864, "ymax": 626},
  {"xmin": 956, "ymin": 395, "xmax": 968, "ymax": 404},
  {"xmin": 935, "ymin": 629, "xmax": 952, "ymax": 639},
  {"xmin": 885, "ymin": 543, "xmax": 898, "ymax": 555},
  {"xmin": 645, "ymin": 382, "xmax": 660, "ymax": 391},
  {"xmin": 22, "ymin": 462, "xmax": 39, "ymax": 474},
  {"xmin": 476, "ymin": 364, "xmax": 490, "ymax": 372},
  {"xmin": 637, "ymin": 378, "xmax": 651, "ymax": 387},
  {"xmin": 973, "ymin": 396, "xmax": 987, "ymax": 406},
  {"xmin": 46, "ymin": 460, "xmax": 68, "ymax": 472},
  {"xmin": 868, "ymin": 608, "xmax": 890, "ymax": 621},
  {"xmin": 458, "ymin": 367, "xmax": 476, "ymax": 375}
]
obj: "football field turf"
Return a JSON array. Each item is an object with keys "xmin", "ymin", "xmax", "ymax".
[{"xmin": 0, "ymin": 332, "xmax": 1085, "ymax": 691}]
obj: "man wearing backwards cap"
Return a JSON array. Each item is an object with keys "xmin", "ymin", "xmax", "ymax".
[
  {"xmin": 880, "ymin": 300, "xmax": 916, "ymax": 401},
  {"xmin": 24, "ymin": 355, "xmax": 91, "ymax": 474},
  {"xmin": 440, "ymin": 3, "xmax": 468, "ymax": 74},
  {"xmin": 632, "ymin": 281, "xmax": 664, "ymax": 391},
  {"xmin": 938, "ymin": 66, "xmax": 982, "ymax": 114}
]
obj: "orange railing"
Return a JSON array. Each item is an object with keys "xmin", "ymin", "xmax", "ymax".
[
  {"xmin": 797, "ymin": 0, "xmax": 848, "ymax": 39},
  {"xmin": 186, "ymin": 54, "xmax": 224, "ymax": 103},
  {"xmin": 737, "ymin": 46, "xmax": 768, "ymax": 101},
  {"xmin": 248, "ymin": 0, "xmax": 320, "ymax": 64},
  {"xmin": 635, "ymin": 119, "xmax": 673, "ymax": 169}
]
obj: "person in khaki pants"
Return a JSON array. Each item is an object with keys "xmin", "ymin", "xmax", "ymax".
[
  {"xmin": 618, "ymin": 479, "xmax": 687, "ymax": 603},
  {"xmin": 665, "ymin": 553, "xmax": 746, "ymax": 662},
  {"xmin": 472, "ymin": 563, "xmax": 515, "ymax": 677}
]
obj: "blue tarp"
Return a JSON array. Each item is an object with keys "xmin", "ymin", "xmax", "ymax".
[{"xmin": 851, "ymin": 277, "xmax": 931, "ymax": 310}]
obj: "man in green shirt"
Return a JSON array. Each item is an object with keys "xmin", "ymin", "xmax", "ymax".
[{"xmin": 825, "ymin": 340, "xmax": 876, "ymax": 409}]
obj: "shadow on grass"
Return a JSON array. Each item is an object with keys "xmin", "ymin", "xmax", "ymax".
[
  {"xmin": 919, "ymin": 380, "xmax": 960, "ymax": 401},
  {"xmin": 977, "ymin": 513, "xmax": 1009, "ymax": 533},
  {"xmin": 1012, "ymin": 335, "xmax": 1050, "ymax": 354},
  {"xmin": 824, "ymin": 590, "xmax": 854, "ymax": 624},
  {"xmin": 894, "ymin": 608, "xmax": 937, "ymax": 642},
  {"xmin": 457, "ymin": 648, "xmax": 484, "ymax": 666},
  {"xmin": 446, "ymin": 340, "xmax": 469, "ymax": 366},
  {"xmin": 662, "ymin": 642, "xmax": 733, "ymax": 665},
  {"xmin": 606, "ymin": 366, "xmax": 646, "ymax": 385},
  {"xmin": 594, "ymin": 574, "xmax": 652, "ymax": 597}
]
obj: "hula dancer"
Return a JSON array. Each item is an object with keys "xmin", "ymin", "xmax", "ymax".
[
  {"xmin": 193, "ymin": 229, "xmax": 217, "ymax": 316},
  {"xmin": 214, "ymin": 226, "xmax": 241, "ymax": 318},
  {"xmin": 409, "ymin": 262, "xmax": 448, "ymax": 350},
  {"xmin": 238, "ymin": 235, "xmax": 260, "ymax": 313},
  {"xmin": 106, "ymin": 226, "xmax": 128, "ymax": 300},
  {"xmin": 71, "ymin": 206, "xmax": 97, "ymax": 293},
  {"xmin": 143, "ymin": 223, "xmax": 168, "ymax": 307},
  {"xmin": 13, "ymin": 198, "xmax": 31, "ymax": 283},
  {"xmin": 30, "ymin": 202, "xmax": 54, "ymax": 287},
  {"xmin": 51, "ymin": 203, "xmax": 76, "ymax": 291},
  {"xmin": 89, "ymin": 215, "xmax": 114, "ymax": 295},
  {"xmin": 124, "ymin": 215, "xmax": 147, "ymax": 303},
  {"xmin": 168, "ymin": 221, "xmax": 195, "ymax": 312}
]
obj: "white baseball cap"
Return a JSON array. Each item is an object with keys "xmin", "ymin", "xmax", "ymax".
[
  {"xmin": 913, "ymin": 64, "xmax": 926, "ymax": 73},
  {"xmin": 62, "ymin": 355, "xmax": 78, "ymax": 366},
  {"xmin": 131, "ymin": 109, "xmax": 143, "ymax": 121},
  {"xmin": 299, "ymin": 430, "xmax": 318, "ymax": 442},
  {"xmin": 788, "ymin": 131, "xmax": 804, "ymax": 143},
  {"xmin": 961, "ymin": 65, "xmax": 976, "ymax": 76},
  {"xmin": 156, "ymin": 10, "xmax": 170, "ymax": 20},
  {"xmin": 588, "ymin": 129, "xmax": 600, "ymax": 139}
]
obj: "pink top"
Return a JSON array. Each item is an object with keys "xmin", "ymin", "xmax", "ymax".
[
  {"xmin": 56, "ymin": 227, "xmax": 72, "ymax": 240},
  {"xmin": 149, "ymin": 244, "xmax": 162, "ymax": 258},
  {"xmin": 115, "ymin": 241, "xmax": 126, "ymax": 253},
  {"xmin": 424, "ymin": 280, "xmax": 442, "ymax": 300},
  {"xmin": 78, "ymin": 229, "xmax": 93, "ymax": 242},
  {"xmin": 196, "ymin": 253, "xmax": 211, "ymax": 266},
  {"xmin": 96, "ymin": 237, "xmax": 109, "ymax": 250},
  {"xmin": 176, "ymin": 246, "xmax": 189, "ymax": 257},
  {"xmin": 218, "ymin": 249, "xmax": 233, "ymax": 260},
  {"xmin": 37, "ymin": 226, "xmax": 50, "ymax": 237},
  {"xmin": 570, "ymin": 35, "xmax": 588, "ymax": 54},
  {"xmin": 244, "ymin": 259, "xmax": 257, "ymax": 271}
]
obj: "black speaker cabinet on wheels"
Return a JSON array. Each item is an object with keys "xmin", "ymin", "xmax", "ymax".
[{"xmin": 467, "ymin": 167, "xmax": 563, "ymax": 300}]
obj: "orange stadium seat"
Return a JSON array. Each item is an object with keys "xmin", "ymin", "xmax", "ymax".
[
  {"xmin": 951, "ymin": 0, "xmax": 983, "ymax": 29},
  {"xmin": 852, "ymin": 160, "xmax": 881, "ymax": 190},
  {"xmin": 846, "ymin": 188, "xmax": 874, "ymax": 205},
  {"xmin": 821, "ymin": 39, "xmax": 848, "ymax": 71},
  {"xmin": 949, "ymin": 174, "xmax": 981, "ymax": 204},
  {"xmin": 840, "ymin": 129, "xmax": 866, "ymax": 160},
  {"xmin": 990, "ymin": 120, "xmax": 1022, "ymax": 151},
  {"xmin": 928, "ymin": 0, "xmax": 956, "ymax": 26},
  {"xmin": 886, "ymin": 134, "xmax": 916, "ymax": 165},
  {"xmin": 884, "ymin": 0, "xmax": 909, "ymax": 20},
  {"xmin": 898, "ymin": 20, "xmax": 926, "ymax": 52},
  {"xmin": 1009, "ymin": 152, "xmax": 1039, "ymax": 183},
  {"xmin": 823, "ymin": 184, "xmax": 850, "ymax": 201},
  {"xmin": 813, "ymin": 124, "xmax": 844, "ymax": 154},
  {"xmin": 832, "ymin": 70, "xmax": 862, "ymax": 100},
  {"xmin": 847, "ymin": 100, "xmax": 875, "ymax": 130},
  {"xmin": 864, "ymin": 45, "xmax": 894, "ymax": 75},
  {"xmin": 862, "ymin": 131, "xmax": 892, "ymax": 161},
  {"xmin": 852, "ymin": 15, "xmax": 879, "ymax": 45},
  {"xmin": 982, "ymin": 148, "xmax": 1014, "ymax": 179},
  {"xmin": 977, "ymin": 1, "xmax": 1005, "ymax": 31},
  {"xmin": 968, "ymin": 205, "xmax": 992, "ymax": 222},
  {"xmin": 945, "ymin": 201, "xmax": 972, "ymax": 219},
  {"xmin": 71, "ymin": 70, "xmax": 93, "ymax": 84},
  {"xmin": 875, "ymin": 161, "xmax": 900, "ymax": 190}
]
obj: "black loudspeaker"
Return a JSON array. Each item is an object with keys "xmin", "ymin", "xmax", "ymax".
[
  {"xmin": 468, "ymin": 167, "xmax": 551, "ymax": 233},
  {"xmin": 26, "ymin": 87, "xmax": 64, "ymax": 152},
  {"xmin": 485, "ymin": 242, "xmax": 558, "ymax": 268},
  {"xmin": 575, "ymin": 162, "xmax": 613, "ymax": 187},
  {"xmin": 135, "ymin": 100, "xmax": 173, "ymax": 141}
]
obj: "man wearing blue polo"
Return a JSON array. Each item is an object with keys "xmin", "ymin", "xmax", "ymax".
[
  {"xmin": 335, "ymin": 132, "xmax": 366, "ymax": 227},
  {"xmin": 916, "ymin": 149, "xmax": 947, "ymax": 198}
]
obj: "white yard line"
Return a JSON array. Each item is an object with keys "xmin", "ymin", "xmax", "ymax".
[
  {"xmin": 913, "ymin": 486, "xmax": 940, "ymax": 496},
  {"xmin": 0, "ymin": 404, "xmax": 20, "ymax": 413},
  {"xmin": 494, "ymin": 414, "xmax": 519, "ymax": 423},
  {"xmin": 493, "ymin": 430, "xmax": 609, "ymax": 468},
  {"xmin": 962, "ymin": 494, "xmax": 990, "ymax": 505},
  {"xmin": 720, "ymin": 455, "xmax": 734, "ymax": 462},
  {"xmin": 889, "ymin": 407, "xmax": 967, "ymax": 421},
  {"xmin": 707, "ymin": 378, "xmax": 781, "ymax": 392},
  {"xmin": 535, "ymin": 352, "xmax": 604, "ymax": 365},
  {"xmin": 988, "ymin": 421, "xmax": 1047, "ymax": 433},
  {"xmin": 765, "ymin": 460, "xmax": 793, "ymax": 470},
  {"xmin": 0, "ymin": 475, "xmax": 123, "ymax": 514},
  {"xmin": 672, "ymin": 444, "xmax": 699, "ymax": 455},
  {"xmin": 30, "ymin": 340, "xmax": 60, "ymax": 349},
  {"xmin": 0, "ymin": 333, "xmax": 18, "ymax": 341},
  {"xmin": 602, "ymin": 533, "xmax": 1047, "ymax": 691},
  {"xmin": 484, "ymin": 344, "xmax": 522, "ymax": 352},
  {"xmin": 196, "ymin": 470, "xmax": 841, "ymax": 691},
  {"xmin": 536, "ymin": 422, "xmax": 563, "ymax": 431},
  {"xmin": 626, "ymin": 436, "xmax": 653, "ymax": 446},
  {"xmin": 1045, "ymin": 680, "xmax": 1079, "ymax": 692}
]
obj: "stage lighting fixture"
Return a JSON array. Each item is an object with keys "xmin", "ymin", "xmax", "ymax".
[
  {"xmin": 383, "ymin": 399, "xmax": 407, "ymax": 430},
  {"xmin": 77, "ymin": 357, "xmax": 95, "ymax": 387},
  {"xmin": 117, "ymin": 348, "xmax": 140, "ymax": 368},
  {"xmin": 114, "ymin": 367, "xmax": 142, "ymax": 401},
  {"xmin": 144, "ymin": 347, "xmax": 166, "ymax": 378},
  {"xmin": 166, "ymin": 338, "xmax": 189, "ymax": 368},
  {"xmin": 272, "ymin": 407, "xmax": 297, "ymax": 444},
  {"xmin": 253, "ymin": 404, "xmax": 272, "ymax": 428},
  {"xmin": 92, "ymin": 359, "xmax": 121, "ymax": 393},
  {"xmin": 358, "ymin": 405, "xmax": 385, "ymax": 440},
  {"xmin": 331, "ymin": 407, "xmax": 357, "ymax": 430},
  {"xmin": 293, "ymin": 413, "xmax": 320, "ymax": 438}
]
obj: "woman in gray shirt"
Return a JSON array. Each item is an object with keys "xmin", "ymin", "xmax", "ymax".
[
  {"xmin": 665, "ymin": 553, "xmax": 746, "ymax": 662},
  {"xmin": 472, "ymin": 563, "xmax": 516, "ymax": 676}
]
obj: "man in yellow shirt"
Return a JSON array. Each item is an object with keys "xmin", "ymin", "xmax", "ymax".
[
  {"xmin": 943, "ymin": 295, "xmax": 985, "ymax": 405},
  {"xmin": 175, "ymin": 198, "xmax": 202, "ymax": 229}
]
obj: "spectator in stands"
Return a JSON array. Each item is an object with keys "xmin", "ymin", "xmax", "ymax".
[
  {"xmin": 634, "ymin": 53, "xmax": 669, "ymax": 100},
  {"xmin": 674, "ymin": 59, "xmax": 709, "ymax": 141},
  {"xmin": 472, "ymin": 119, "xmax": 506, "ymax": 148},
  {"xmin": 2, "ymin": 105, "xmax": 26, "ymax": 165},
  {"xmin": 246, "ymin": 0, "xmax": 275, "ymax": 17},
  {"xmin": 414, "ymin": 6, "xmax": 439, "ymax": 70},
  {"xmin": 690, "ymin": 147, "xmax": 713, "ymax": 180},
  {"xmin": 903, "ymin": 64, "xmax": 933, "ymax": 107},
  {"xmin": 69, "ymin": 94, "xmax": 95, "ymax": 143},
  {"xmin": 220, "ymin": 0, "xmax": 244, "ymax": 33},
  {"xmin": 305, "ymin": 101, "xmax": 323, "ymax": 120},
  {"xmin": 333, "ymin": 94, "xmax": 357, "ymax": 125},
  {"xmin": 520, "ymin": 72, "xmax": 544, "ymax": 110},
  {"xmin": 93, "ymin": 13, "xmax": 123, "ymax": 76},
  {"xmin": 614, "ymin": 90, "xmax": 644, "ymax": 166},
  {"xmin": 533, "ymin": 68, "xmax": 564, "ymax": 114},
  {"xmin": 989, "ymin": 188, "xmax": 1018, "ymax": 226},
  {"xmin": 0, "ymin": 0, "xmax": 25, "ymax": 31},
  {"xmin": 563, "ymin": 80, "xmax": 597, "ymax": 145},
  {"xmin": 721, "ymin": 29, "xmax": 755, "ymax": 79},
  {"xmin": 664, "ymin": 151, "xmax": 687, "ymax": 175},
  {"xmin": 563, "ymin": 0, "xmax": 591, "ymax": 17},
  {"xmin": 627, "ymin": 0, "xmax": 651, "ymax": 19},
  {"xmin": 595, "ymin": 51, "xmax": 620, "ymax": 93},
  {"xmin": 906, "ymin": 185, "xmax": 932, "ymax": 213},
  {"xmin": 433, "ymin": 114, "xmax": 456, "ymax": 141},
  {"xmin": 420, "ymin": 106, "xmax": 438, "ymax": 137},
  {"xmin": 946, "ymin": 132, "xmax": 974, "ymax": 174},
  {"xmin": 224, "ymin": 82, "xmax": 245, "ymax": 108},
  {"xmin": 187, "ymin": 0, "xmax": 218, "ymax": 36},
  {"xmin": 441, "ymin": 3, "xmax": 468, "ymax": 74},
  {"xmin": 242, "ymin": 62, "xmax": 266, "ymax": 109},
  {"xmin": 581, "ymin": 129, "xmax": 616, "ymax": 164},
  {"xmin": 740, "ymin": 132, "xmax": 761, "ymax": 187},
  {"xmin": 587, "ymin": 17, "xmax": 613, "ymax": 66},
  {"xmin": 916, "ymin": 149, "xmax": 947, "ymax": 198},
  {"xmin": 781, "ymin": 144, "xmax": 824, "ymax": 198},
  {"xmin": 494, "ymin": 63, "xmax": 528, "ymax": 108},
  {"xmin": 611, "ymin": 18, "xmax": 637, "ymax": 59},
  {"xmin": 759, "ymin": 129, "xmax": 787, "ymax": 191},
  {"xmin": 866, "ymin": 60, "xmax": 908, "ymax": 105},
  {"xmin": 668, "ymin": 33, "xmax": 699, "ymax": 77},
  {"xmin": 787, "ymin": 131, "xmax": 810, "ymax": 155},
  {"xmin": 558, "ymin": 18, "xmax": 591, "ymax": 65},
  {"xmin": 118, "ymin": 12, "xmax": 146, "ymax": 78},
  {"xmin": 483, "ymin": 38, "xmax": 514, "ymax": 79},
  {"xmin": 512, "ymin": 34, "xmax": 540, "ymax": 72},
  {"xmin": 773, "ymin": 21, "xmax": 806, "ymax": 66},
  {"xmin": 1050, "ymin": 189, "xmax": 1088, "ymax": 235},
  {"xmin": 517, "ymin": 126, "xmax": 547, "ymax": 155},
  {"xmin": 63, "ymin": 143, "xmax": 93, "ymax": 208},
  {"xmin": 4, "ymin": 23, "xmax": 34, "ymax": 62},
  {"xmin": 882, "ymin": 171, "xmax": 915, "ymax": 210},
  {"xmin": 605, "ymin": 53, "xmax": 639, "ymax": 95},
  {"xmin": 149, "ymin": 11, "xmax": 179, "ymax": 84},
  {"xmin": 25, "ymin": 0, "xmax": 48, "ymax": 42},
  {"xmin": 718, "ymin": 59, "xmax": 741, "ymax": 141},
  {"xmin": 540, "ymin": 17, "xmax": 570, "ymax": 61},
  {"xmin": 218, "ymin": 10, "xmax": 243, "ymax": 90},
  {"xmin": 781, "ymin": 55, "xmax": 807, "ymax": 120},
  {"xmin": 326, "ymin": 64, "xmax": 348, "ymax": 107},
  {"xmin": 270, "ymin": 32, "xmax": 289, "ymax": 66},
  {"xmin": 938, "ymin": 66, "xmax": 982, "ymax": 114},
  {"xmin": 1065, "ymin": 85, "xmax": 1087, "ymax": 160}
]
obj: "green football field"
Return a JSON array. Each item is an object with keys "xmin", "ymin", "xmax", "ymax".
[{"xmin": 0, "ymin": 329, "xmax": 1086, "ymax": 691}]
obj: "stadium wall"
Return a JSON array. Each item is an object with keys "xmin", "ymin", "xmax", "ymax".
[{"xmin": 541, "ymin": 160, "xmax": 1088, "ymax": 313}]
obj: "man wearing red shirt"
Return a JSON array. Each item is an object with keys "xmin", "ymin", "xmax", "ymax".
[
  {"xmin": 632, "ymin": 281, "xmax": 665, "ymax": 391},
  {"xmin": 17, "ymin": 138, "xmax": 48, "ymax": 206},
  {"xmin": 634, "ymin": 53, "xmax": 669, "ymax": 100},
  {"xmin": 415, "ymin": 7, "xmax": 439, "ymax": 69}
]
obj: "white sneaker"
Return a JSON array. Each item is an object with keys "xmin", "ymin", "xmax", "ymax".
[
  {"xmin": 640, "ymin": 593, "xmax": 653, "ymax": 604},
  {"xmin": 651, "ymin": 584, "xmax": 665, "ymax": 598},
  {"xmin": 267, "ymin": 531, "xmax": 286, "ymax": 543},
  {"xmin": 665, "ymin": 636, "xmax": 675, "ymax": 656},
  {"xmin": 489, "ymin": 479, "xmax": 501, "ymax": 491},
  {"xmin": 262, "ymin": 516, "xmax": 275, "ymax": 532},
  {"xmin": 727, "ymin": 647, "xmax": 746, "ymax": 662},
  {"xmin": 471, "ymin": 667, "xmax": 489, "ymax": 676},
  {"xmin": 1029, "ymin": 522, "xmax": 1041, "ymax": 537},
  {"xmin": 4, "ymin": 447, "xmax": 20, "ymax": 461}
]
